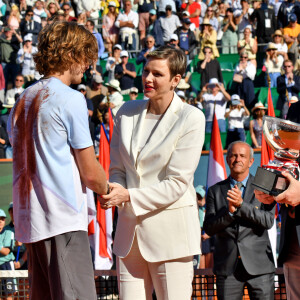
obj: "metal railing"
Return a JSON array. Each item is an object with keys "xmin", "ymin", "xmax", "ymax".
[{"xmin": 0, "ymin": 268, "xmax": 286, "ymax": 300}]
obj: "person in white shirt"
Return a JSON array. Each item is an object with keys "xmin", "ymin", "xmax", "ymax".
[
  {"xmin": 115, "ymin": 0, "xmax": 139, "ymax": 52},
  {"xmin": 76, "ymin": 0, "xmax": 100, "ymax": 25},
  {"xmin": 225, "ymin": 94, "xmax": 250, "ymax": 148},
  {"xmin": 199, "ymin": 77, "xmax": 231, "ymax": 133},
  {"xmin": 234, "ymin": 51, "xmax": 256, "ymax": 108},
  {"xmin": 5, "ymin": 75, "xmax": 25, "ymax": 103},
  {"xmin": 159, "ymin": 4, "xmax": 181, "ymax": 42},
  {"xmin": 106, "ymin": 44, "xmax": 122, "ymax": 81}
]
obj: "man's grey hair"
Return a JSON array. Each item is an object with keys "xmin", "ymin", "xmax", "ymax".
[{"xmin": 227, "ymin": 141, "xmax": 254, "ymax": 160}]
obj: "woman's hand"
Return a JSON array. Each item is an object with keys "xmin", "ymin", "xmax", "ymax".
[{"xmin": 101, "ymin": 183, "xmax": 130, "ymax": 209}]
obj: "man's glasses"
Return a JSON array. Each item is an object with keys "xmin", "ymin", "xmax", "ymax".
[
  {"xmin": 27, "ymin": 13, "xmax": 34, "ymax": 16},
  {"xmin": 146, "ymin": 41, "xmax": 154, "ymax": 43},
  {"xmin": 63, "ymin": 8, "xmax": 70, "ymax": 11}
]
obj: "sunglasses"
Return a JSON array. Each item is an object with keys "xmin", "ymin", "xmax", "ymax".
[
  {"xmin": 284, "ymin": 65, "xmax": 292, "ymax": 68},
  {"xmin": 27, "ymin": 13, "xmax": 34, "ymax": 16},
  {"xmin": 240, "ymin": 56, "xmax": 248, "ymax": 59},
  {"xmin": 15, "ymin": 79, "xmax": 24, "ymax": 82},
  {"xmin": 63, "ymin": 8, "xmax": 70, "ymax": 11}
]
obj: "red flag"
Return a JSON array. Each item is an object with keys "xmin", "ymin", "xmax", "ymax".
[
  {"xmin": 207, "ymin": 113, "xmax": 227, "ymax": 189},
  {"xmin": 261, "ymin": 88, "xmax": 275, "ymax": 166},
  {"xmin": 88, "ymin": 219, "xmax": 95, "ymax": 236},
  {"xmin": 108, "ymin": 108, "xmax": 114, "ymax": 143},
  {"xmin": 97, "ymin": 124, "xmax": 111, "ymax": 259}
]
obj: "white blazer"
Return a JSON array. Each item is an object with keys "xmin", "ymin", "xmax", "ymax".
[{"xmin": 110, "ymin": 93, "xmax": 205, "ymax": 262}]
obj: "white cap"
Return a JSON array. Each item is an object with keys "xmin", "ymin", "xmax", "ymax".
[
  {"xmin": 182, "ymin": 11, "xmax": 190, "ymax": 16},
  {"xmin": 290, "ymin": 96, "xmax": 299, "ymax": 103},
  {"xmin": 130, "ymin": 87, "xmax": 138, "ymax": 93},
  {"xmin": 77, "ymin": 84, "xmax": 86, "ymax": 91},
  {"xmin": 24, "ymin": 34, "xmax": 32, "ymax": 42},
  {"xmin": 120, "ymin": 50, "xmax": 129, "ymax": 57},
  {"xmin": 93, "ymin": 74, "xmax": 103, "ymax": 84},
  {"xmin": 3, "ymin": 97, "xmax": 15, "ymax": 108},
  {"xmin": 113, "ymin": 44, "xmax": 122, "ymax": 50},
  {"xmin": 170, "ymin": 34, "xmax": 178, "ymax": 41},
  {"xmin": 108, "ymin": 1, "xmax": 117, "ymax": 7},
  {"xmin": 106, "ymin": 79, "xmax": 121, "ymax": 92},
  {"xmin": 208, "ymin": 78, "xmax": 219, "ymax": 85},
  {"xmin": 177, "ymin": 91, "xmax": 186, "ymax": 99}
]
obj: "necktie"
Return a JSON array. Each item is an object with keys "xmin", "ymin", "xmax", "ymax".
[{"xmin": 236, "ymin": 182, "xmax": 243, "ymax": 190}]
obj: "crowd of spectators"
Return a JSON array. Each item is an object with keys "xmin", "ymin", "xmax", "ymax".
[{"xmin": 0, "ymin": 0, "xmax": 300, "ymax": 159}]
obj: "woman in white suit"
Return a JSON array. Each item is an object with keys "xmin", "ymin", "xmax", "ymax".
[{"xmin": 101, "ymin": 46, "xmax": 205, "ymax": 300}]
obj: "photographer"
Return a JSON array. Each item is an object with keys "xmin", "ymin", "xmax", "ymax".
[
  {"xmin": 199, "ymin": 78, "xmax": 231, "ymax": 133},
  {"xmin": 263, "ymin": 42, "xmax": 284, "ymax": 87}
]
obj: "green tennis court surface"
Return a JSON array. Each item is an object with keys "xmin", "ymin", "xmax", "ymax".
[{"xmin": 0, "ymin": 161, "xmax": 13, "ymax": 212}]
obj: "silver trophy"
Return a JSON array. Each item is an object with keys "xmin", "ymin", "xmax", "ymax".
[{"xmin": 252, "ymin": 116, "xmax": 300, "ymax": 196}]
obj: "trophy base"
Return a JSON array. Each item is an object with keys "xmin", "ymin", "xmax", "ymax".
[{"xmin": 252, "ymin": 167, "xmax": 289, "ymax": 196}]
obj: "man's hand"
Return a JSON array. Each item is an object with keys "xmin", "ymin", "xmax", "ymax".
[
  {"xmin": 101, "ymin": 182, "xmax": 130, "ymax": 209},
  {"xmin": 274, "ymin": 171, "xmax": 300, "ymax": 207},
  {"xmin": 254, "ymin": 190, "xmax": 275, "ymax": 204},
  {"xmin": 227, "ymin": 185, "xmax": 243, "ymax": 213}
]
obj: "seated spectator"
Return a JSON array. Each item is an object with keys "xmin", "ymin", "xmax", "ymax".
[
  {"xmin": 33, "ymin": 0, "xmax": 46, "ymax": 24},
  {"xmin": 146, "ymin": 9, "xmax": 164, "ymax": 47},
  {"xmin": 277, "ymin": 59, "xmax": 300, "ymax": 117},
  {"xmin": 263, "ymin": 42, "xmax": 284, "ymax": 88},
  {"xmin": 7, "ymin": 5, "xmax": 21, "ymax": 31},
  {"xmin": 177, "ymin": 90, "xmax": 187, "ymax": 102},
  {"xmin": 115, "ymin": 50, "xmax": 137, "ymax": 94},
  {"xmin": 158, "ymin": 0, "xmax": 176, "ymax": 16},
  {"xmin": 102, "ymin": 1, "xmax": 119, "ymax": 54},
  {"xmin": 77, "ymin": 84, "xmax": 94, "ymax": 141},
  {"xmin": 181, "ymin": 11, "xmax": 196, "ymax": 32},
  {"xmin": 221, "ymin": 8, "xmax": 238, "ymax": 54},
  {"xmin": 159, "ymin": 4, "xmax": 181, "ymax": 44},
  {"xmin": 136, "ymin": 35, "xmax": 156, "ymax": 67},
  {"xmin": 0, "ymin": 122, "xmax": 8, "ymax": 158},
  {"xmin": 200, "ymin": 6, "xmax": 218, "ymax": 32},
  {"xmin": 101, "ymin": 79, "xmax": 124, "ymax": 116},
  {"xmin": 225, "ymin": 94, "xmax": 250, "ymax": 148},
  {"xmin": 0, "ymin": 27, "xmax": 22, "ymax": 90},
  {"xmin": 174, "ymin": 18, "xmax": 197, "ymax": 60},
  {"xmin": 0, "ymin": 209, "xmax": 16, "ymax": 298},
  {"xmin": 115, "ymin": 0, "xmax": 139, "ymax": 52},
  {"xmin": 198, "ymin": 18, "xmax": 219, "ymax": 60},
  {"xmin": 237, "ymin": 26, "xmax": 257, "ymax": 67},
  {"xmin": 199, "ymin": 78, "xmax": 231, "ymax": 133},
  {"xmin": 45, "ymin": 0, "xmax": 60, "ymax": 18},
  {"xmin": 106, "ymin": 44, "xmax": 122, "ymax": 81},
  {"xmin": 197, "ymin": 46, "xmax": 223, "ymax": 89},
  {"xmin": 129, "ymin": 87, "xmax": 139, "ymax": 100},
  {"xmin": 62, "ymin": 3, "xmax": 77, "ymax": 22},
  {"xmin": 272, "ymin": 29, "xmax": 288, "ymax": 61},
  {"xmin": 283, "ymin": 13, "xmax": 300, "ymax": 64},
  {"xmin": 20, "ymin": 8, "xmax": 42, "ymax": 46},
  {"xmin": 167, "ymin": 33, "xmax": 180, "ymax": 49},
  {"xmin": 233, "ymin": 51, "xmax": 256, "ymax": 108},
  {"xmin": 176, "ymin": 78, "xmax": 190, "ymax": 93},
  {"xmin": 181, "ymin": 0, "xmax": 201, "ymax": 29},
  {"xmin": 17, "ymin": 34, "xmax": 39, "ymax": 84},
  {"xmin": 5, "ymin": 75, "xmax": 25, "ymax": 102},
  {"xmin": 249, "ymin": 102, "xmax": 267, "ymax": 149},
  {"xmin": 77, "ymin": 0, "xmax": 100, "ymax": 25}
]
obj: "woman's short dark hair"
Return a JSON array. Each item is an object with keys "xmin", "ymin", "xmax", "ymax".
[{"xmin": 146, "ymin": 46, "xmax": 187, "ymax": 79}]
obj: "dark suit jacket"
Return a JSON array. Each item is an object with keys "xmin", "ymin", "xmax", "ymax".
[
  {"xmin": 276, "ymin": 74, "xmax": 300, "ymax": 111},
  {"xmin": 278, "ymin": 104, "xmax": 300, "ymax": 264},
  {"xmin": 203, "ymin": 175, "xmax": 275, "ymax": 276}
]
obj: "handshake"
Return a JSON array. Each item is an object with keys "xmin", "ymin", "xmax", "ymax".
[{"xmin": 99, "ymin": 182, "xmax": 130, "ymax": 209}]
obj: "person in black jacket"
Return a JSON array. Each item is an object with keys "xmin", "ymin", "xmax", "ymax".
[
  {"xmin": 277, "ymin": 0, "xmax": 300, "ymax": 29},
  {"xmin": 19, "ymin": 8, "xmax": 42, "ymax": 46},
  {"xmin": 276, "ymin": 59, "xmax": 300, "ymax": 117},
  {"xmin": 204, "ymin": 141, "xmax": 275, "ymax": 300},
  {"xmin": 174, "ymin": 18, "xmax": 197, "ymax": 60},
  {"xmin": 250, "ymin": 0, "xmax": 276, "ymax": 44},
  {"xmin": 197, "ymin": 46, "xmax": 223, "ymax": 89}
]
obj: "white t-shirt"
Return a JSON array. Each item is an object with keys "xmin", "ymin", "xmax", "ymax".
[
  {"xmin": 203, "ymin": 92, "xmax": 227, "ymax": 122},
  {"xmin": 8, "ymin": 77, "xmax": 93, "ymax": 243},
  {"xmin": 226, "ymin": 107, "xmax": 245, "ymax": 129}
]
